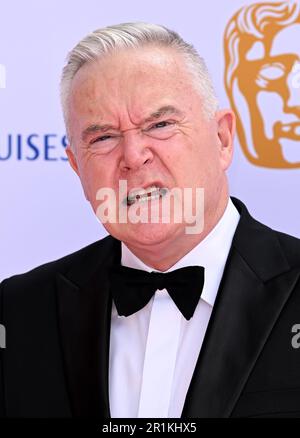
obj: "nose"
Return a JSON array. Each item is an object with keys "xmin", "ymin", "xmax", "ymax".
[{"xmin": 119, "ymin": 129, "xmax": 154, "ymax": 173}]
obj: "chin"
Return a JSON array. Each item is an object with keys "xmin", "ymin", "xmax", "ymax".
[{"xmin": 114, "ymin": 222, "xmax": 182, "ymax": 248}]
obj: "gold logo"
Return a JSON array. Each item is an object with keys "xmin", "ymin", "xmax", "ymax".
[{"xmin": 224, "ymin": 1, "xmax": 300, "ymax": 168}]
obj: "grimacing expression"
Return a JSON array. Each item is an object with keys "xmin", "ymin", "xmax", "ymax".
[
  {"xmin": 66, "ymin": 47, "xmax": 234, "ymax": 248},
  {"xmin": 229, "ymin": 23, "xmax": 300, "ymax": 168}
]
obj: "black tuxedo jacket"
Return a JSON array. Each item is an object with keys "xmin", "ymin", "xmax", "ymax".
[{"xmin": 1, "ymin": 198, "xmax": 300, "ymax": 418}]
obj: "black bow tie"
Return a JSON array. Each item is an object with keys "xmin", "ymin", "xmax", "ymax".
[{"xmin": 108, "ymin": 265, "xmax": 205, "ymax": 320}]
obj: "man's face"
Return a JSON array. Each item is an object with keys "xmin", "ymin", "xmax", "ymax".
[
  {"xmin": 229, "ymin": 23, "xmax": 300, "ymax": 168},
  {"xmin": 66, "ymin": 47, "xmax": 233, "ymax": 250}
]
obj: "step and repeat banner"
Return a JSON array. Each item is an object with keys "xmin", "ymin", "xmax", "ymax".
[{"xmin": 1, "ymin": 0, "xmax": 299, "ymax": 280}]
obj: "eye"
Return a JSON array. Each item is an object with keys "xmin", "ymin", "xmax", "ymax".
[
  {"xmin": 89, "ymin": 133, "xmax": 121, "ymax": 153},
  {"xmin": 147, "ymin": 120, "xmax": 177, "ymax": 132},
  {"xmin": 90, "ymin": 134, "xmax": 115, "ymax": 144},
  {"xmin": 151, "ymin": 121, "xmax": 172, "ymax": 129},
  {"xmin": 144, "ymin": 120, "xmax": 177, "ymax": 140},
  {"xmin": 154, "ymin": 121, "xmax": 169, "ymax": 128}
]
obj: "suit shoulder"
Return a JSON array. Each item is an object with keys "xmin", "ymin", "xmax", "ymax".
[
  {"xmin": 0, "ymin": 234, "xmax": 116, "ymax": 295},
  {"xmin": 233, "ymin": 197, "xmax": 300, "ymax": 271},
  {"xmin": 274, "ymin": 229, "xmax": 300, "ymax": 268}
]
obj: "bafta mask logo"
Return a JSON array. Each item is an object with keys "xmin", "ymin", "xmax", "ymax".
[{"xmin": 224, "ymin": 0, "xmax": 300, "ymax": 168}]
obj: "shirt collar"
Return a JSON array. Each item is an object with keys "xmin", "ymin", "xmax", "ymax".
[{"xmin": 121, "ymin": 198, "xmax": 240, "ymax": 307}]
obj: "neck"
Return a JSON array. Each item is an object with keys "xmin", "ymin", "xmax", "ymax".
[{"xmin": 125, "ymin": 194, "xmax": 230, "ymax": 272}]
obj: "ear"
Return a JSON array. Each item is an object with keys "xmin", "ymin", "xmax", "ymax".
[
  {"xmin": 66, "ymin": 145, "xmax": 79, "ymax": 176},
  {"xmin": 215, "ymin": 109, "xmax": 236, "ymax": 171}
]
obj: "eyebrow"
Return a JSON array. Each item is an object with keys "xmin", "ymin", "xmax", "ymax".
[
  {"xmin": 81, "ymin": 124, "xmax": 115, "ymax": 142},
  {"xmin": 144, "ymin": 105, "xmax": 184, "ymax": 122},
  {"xmin": 81, "ymin": 105, "xmax": 184, "ymax": 142}
]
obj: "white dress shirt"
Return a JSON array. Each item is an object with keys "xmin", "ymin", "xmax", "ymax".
[{"xmin": 109, "ymin": 198, "xmax": 240, "ymax": 418}]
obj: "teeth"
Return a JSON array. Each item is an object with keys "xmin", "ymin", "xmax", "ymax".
[
  {"xmin": 126, "ymin": 186, "xmax": 167, "ymax": 205},
  {"xmin": 129, "ymin": 186, "xmax": 158, "ymax": 198}
]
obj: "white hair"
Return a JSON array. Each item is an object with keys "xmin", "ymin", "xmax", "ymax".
[{"xmin": 60, "ymin": 22, "xmax": 219, "ymax": 137}]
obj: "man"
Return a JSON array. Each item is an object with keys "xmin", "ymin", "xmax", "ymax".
[{"xmin": 1, "ymin": 22, "xmax": 300, "ymax": 418}]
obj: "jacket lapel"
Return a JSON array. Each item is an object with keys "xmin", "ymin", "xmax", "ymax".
[
  {"xmin": 56, "ymin": 237, "xmax": 121, "ymax": 418},
  {"xmin": 182, "ymin": 198, "xmax": 300, "ymax": 418}
]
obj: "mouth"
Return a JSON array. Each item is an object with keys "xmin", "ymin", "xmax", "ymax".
[{"xmin": 125, "ymin": 184, "xmax": 168, "ymax": 206}]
